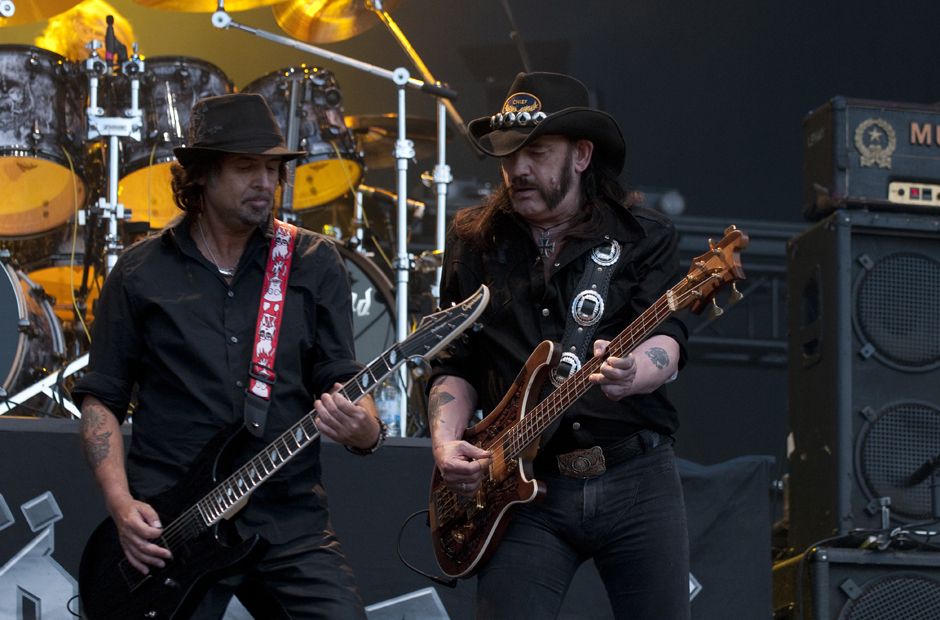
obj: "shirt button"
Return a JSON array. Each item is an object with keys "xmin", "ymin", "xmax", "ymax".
[
  {"xmin": 572, "ymin": 422, "xmax": 581, "ymax": 431},
  {"xmin": 236, "ymin": 380, "xmax": 244, "ymax": 388},
  {"xmin": 230, "ymin": 336, "xmax": 238, "ymax": 343},
  {"xmin": 542, "ymin": 308, "xmax": 550, "ymax": 316},
  {"xmin": 228, "ymin": 291, "xmax": 235, "ymax": 298}
]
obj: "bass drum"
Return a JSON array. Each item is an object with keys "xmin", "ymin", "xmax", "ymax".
[
  {"xmin": 0, "ymin": 262, "xmax": 66, "ymax": 408},
  {"xmin": 117, "ymin": 57, "xmax": 234, "ymax": 231},
  {"xmin": 331, "ymin": 240, "xmax": 396, "ymax": 366},
  {"xmin": 0, "ymin": 46, "xmax": 88, "ymax": 237},
  {"xmin": 243, "ymin": 67, "xmax": 364, "ymax": 212}
]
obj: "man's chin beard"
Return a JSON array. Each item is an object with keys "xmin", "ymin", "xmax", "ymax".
[{"xmin": 240, "ymin": 202, "xmax": 273, "ymax": 226}]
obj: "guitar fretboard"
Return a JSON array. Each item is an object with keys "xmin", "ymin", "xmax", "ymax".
[{"xmin": 503, "ymin": 291, "xmax": 677, "ymax": 460}]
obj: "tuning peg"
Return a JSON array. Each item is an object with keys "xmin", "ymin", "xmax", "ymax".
[
  {"xmin": 708, "ymin": 238, "xmax": 717, "ymax": 250},
  {"xmin": 472, "ymin": 322, "xmax": 483, "ymax": 332},
  {"xmin": 460, "ymin": 333, "xmax": 470, "ymax": 344},
  {"xmin": 709, "ymin": 299, "xmax": 724, "ymax": 320},
  {"xmin": 728, "ymin": 283, "xmax": 744, "ymax": 305}
]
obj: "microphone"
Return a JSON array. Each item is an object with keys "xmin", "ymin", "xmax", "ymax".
[
  {"xmin": 358, "ymin": 185, "xmax": 425, "ymax": 215},
  {"xmin": 104, "ymin": 15, "xmax": 118, "ymax": 63}
]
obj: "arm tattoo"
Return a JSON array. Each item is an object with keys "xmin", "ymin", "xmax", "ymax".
[
  {"xmin": 80, "ymin": 403, "xmax": 113, "ymax": 470},
  {"xmin": 645, "ymin": 347, "xmax": 670, "ymax": 370},
  {"xmin": 428, "ymin": 390, "xmax": 456, "ymax": 426}
]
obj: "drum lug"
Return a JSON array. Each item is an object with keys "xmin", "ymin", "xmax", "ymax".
[
  {"xmin": 17, "ymin": 318, "xmax": 38, "ymax": 338},
  {"xmin": 29, "ymin": 120, "xmax": 43, "ymax": 146}
]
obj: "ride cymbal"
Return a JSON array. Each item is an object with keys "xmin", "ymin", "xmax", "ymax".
[
  {"xmin": 132, "ymin": 0, "xmax": 282, "ymax": 12},
  {"xmin": 273, "ymin": 0, "xmax": 402, "ymax": 44},
  {"xmin": 346, "ymin": 114, "xmax": 452, "ymax": 169},
  {"xmin": 0, "ymin": 0, "xmax": 82, "ymax": 26}
]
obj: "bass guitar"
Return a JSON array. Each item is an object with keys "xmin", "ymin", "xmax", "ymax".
[
  {"xmin": 429, "ymin": 227, "xmax": 748, "ymax": 578},
  {"xmin": 79, "ymin": 285, "xmax": 490, "ymax": 620}
]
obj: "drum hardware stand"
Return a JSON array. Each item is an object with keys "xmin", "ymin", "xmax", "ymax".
[
  {"xmin": 0, "ymin": 354, "xmax": 87, "ymax": 418},
  {"xmin": 213, "ymin": 4, "xmax": 458, "ymax": 436},
  {"xmin": 277, "ymin": 75, "xmax": 305, "ymax": 225},
  {"xmin": 81, "ymin": 40, "xmax": 144, "ymax": 276}
]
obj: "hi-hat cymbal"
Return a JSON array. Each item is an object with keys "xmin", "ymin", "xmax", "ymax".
[
  {"xmin": 0, "ymin": 0, "xmax": 81, "ymax": 26},
  {"xmin": 346, "ymin": 114, "xmax": 453, "ymax": 170},
  {"xmin": 132, "ymin": 0, "xmax": 283, "ymax": 11},
  {"xmin": 273, "ymin": 0, "xmax": 403, "ymax": 44}
]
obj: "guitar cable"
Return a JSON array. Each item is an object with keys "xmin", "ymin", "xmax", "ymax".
[{"xmin": 397, "ymin": 509, "xmax": 458, "ymax": 588}]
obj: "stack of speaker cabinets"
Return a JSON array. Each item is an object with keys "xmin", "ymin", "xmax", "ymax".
[{"xmin": 775, "ymin": 97, "xmax": 940, "ymax": 619}]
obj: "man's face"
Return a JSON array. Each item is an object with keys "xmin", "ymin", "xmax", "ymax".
[
  {"xmin": 500, "ymin": 135, "xmax": 580, "ymax": 222},
  {"xmin": 201, "ymin": 154, "xmax": 281, "ymax": 228}
]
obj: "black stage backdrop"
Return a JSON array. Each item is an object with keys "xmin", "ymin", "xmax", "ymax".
[{"xmin": 0, "ymin": 418, "xmax": 772, "ymax": 619}]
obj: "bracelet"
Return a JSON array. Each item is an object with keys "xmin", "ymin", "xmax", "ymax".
[{"xmin": 344, "ymin": 417, "xmax": 387, "ymax": 456}]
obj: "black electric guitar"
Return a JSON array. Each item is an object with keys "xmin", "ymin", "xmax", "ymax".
[
  {"xmin": 429, "ymin": 227, "xmax": 749, "ymax": 578},
  {"xmin": 79, "ymin": 285, "xmax": 489, "ymax": 620}
]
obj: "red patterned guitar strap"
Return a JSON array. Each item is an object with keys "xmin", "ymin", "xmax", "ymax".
[{"xmin": 244, "ymin": 219, "xmax": 297, "ymax": 438}]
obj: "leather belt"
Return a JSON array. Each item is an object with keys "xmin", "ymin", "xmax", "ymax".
[{"xmin": 550, "ymin": 430, "xmax": 666, "ymax": 479}]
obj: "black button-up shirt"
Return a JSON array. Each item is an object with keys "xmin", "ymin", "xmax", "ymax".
[
  {"xmin": 72, "ymin": 217, "xmax": 362, "ymax": 543},
  {"xmin": 432, "ymin": 203, "xmax": 688, "ymax": 463}
]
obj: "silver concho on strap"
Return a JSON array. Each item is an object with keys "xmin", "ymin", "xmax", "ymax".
[
  {"xmin": 571, "ymin": 290, "xmax": 604, "ymax": 327},
  {"xmin": 551, "ymin": 351, "xmax": 583, "ymax": 387},
  {"xmin": 591, "ymin": 239, "xmax": 621, "ymax": 266}
]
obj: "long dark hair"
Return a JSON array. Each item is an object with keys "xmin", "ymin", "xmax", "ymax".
[
  {"xmin": 170, "ymin": 156, "xmax": 289, "ymax": 223},
  {"xmin": 454, "ymin": 140, "xmax": 641, "ymax": 251}
]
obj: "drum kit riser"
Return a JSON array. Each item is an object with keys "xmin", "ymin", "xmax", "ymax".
[{"xmin": 1, "ymin": 1, "xmax": 462, "ymax": 429}]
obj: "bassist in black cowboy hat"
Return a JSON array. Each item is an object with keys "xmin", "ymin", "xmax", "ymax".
[
  {"xmin": 74, "ymin": 93, "xmax": 382, "ymax": 619},
  {"xmin": 429, "ymin": 72, "xmax": 691, "ymax": 619}
]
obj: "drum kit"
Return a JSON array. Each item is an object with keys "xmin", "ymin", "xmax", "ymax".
[{"xmin": 0, "ymin": 0, "xmax": 467, "ymax": 432}]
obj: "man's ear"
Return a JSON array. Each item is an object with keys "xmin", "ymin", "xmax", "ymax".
[{"xmin": 573, "ymin": 139, "xmax": 594, "ymax": 173}]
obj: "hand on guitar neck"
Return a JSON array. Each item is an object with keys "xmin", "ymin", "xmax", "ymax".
[{"xmin": 588, "ymin": 335, "xmax": 680, "ymax": 401}]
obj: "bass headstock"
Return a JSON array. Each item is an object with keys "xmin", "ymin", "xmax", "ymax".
[{"xmin": 669, "ymin": 226, "xmax": 749, "ymax": 316}]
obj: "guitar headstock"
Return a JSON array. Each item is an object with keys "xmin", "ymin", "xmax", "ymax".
[
  {"xmin": 400, "ymin": 285, "xmax": 490, "ymax": 361},
  {"xmin": 669, "ymin": 226, "xmax": 749, "ymax": 316}
]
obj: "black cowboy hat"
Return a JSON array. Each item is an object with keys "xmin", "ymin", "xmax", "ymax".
[
  {"xmin": 468, "ymin": 72, "xmax": 626, "ymax": 175},
  {"xmin": 173, "ymin": 93, "xmax": 306, "ymax": 167}
]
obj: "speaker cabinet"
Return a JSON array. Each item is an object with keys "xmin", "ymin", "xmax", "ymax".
[
  {"xmin": 774, "ymin": 547, "xmax": 940, "ymax": 620},
  {"xmin": 787, "ymin": 210, "xmax": 940, "ymax": 553}
]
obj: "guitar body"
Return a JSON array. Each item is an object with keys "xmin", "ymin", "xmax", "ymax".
[
  {"xmin": 430, "ymin": 341, "xmax": 560, "ymax": 578},
  {"xmin": 79, "ymin": 424, "xmax": 271, "ymax": 620}
]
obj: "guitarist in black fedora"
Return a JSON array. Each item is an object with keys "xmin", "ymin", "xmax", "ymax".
[
  {"xmin": 72, "ymin": 93, "xmax": 382, "ymax": 619},
  {"xmin": 429, "ymin": 72, "xmax": 691, "ymax": 619}
]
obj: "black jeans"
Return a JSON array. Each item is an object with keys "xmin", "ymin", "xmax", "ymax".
[
  {"xmin": 190, "ymin": 521, "xmax": 366, "ymax": 620},
  {"xmin": 475, "ymin": 443, "xmax": 691, "ymax": 620}
]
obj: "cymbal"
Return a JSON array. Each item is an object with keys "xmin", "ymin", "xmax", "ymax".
[
  {"xmin": 132, "ymin": 0, "xmax": 282, "ymax": 12},
  {"xmin": 346, "ymin": 114, "xmax": 453, "ymax": 169},
  {"xmin": 0, "ymin": 0, "xmax": 81, "ymax": 26},
  {"xmin": 273, "ymin": 0, "xmax": 403, "ymax": 44}
]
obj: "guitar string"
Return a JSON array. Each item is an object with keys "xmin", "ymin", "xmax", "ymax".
[{"xmin": 434, "ymin": 278, "xmax": 717, "ymax": 517}]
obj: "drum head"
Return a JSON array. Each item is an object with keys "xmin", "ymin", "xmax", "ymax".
[
  {"xmin": 27, "ymin": 265, "xmax": 101, "ymax": 322},
  {"xmin": 332, "ymin": 241, "xmax": 396, "ymax": 365}
]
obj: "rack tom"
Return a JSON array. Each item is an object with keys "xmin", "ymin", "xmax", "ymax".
[
  {"xmin": 117, "ymin": 56, "xmax": 233, "ymax": 231},
  {"xmin": 243, "ymin": 67, "xmax": 363, "ymax": 212},
  {"xmin": 0, "ymin": 46, "xmax": 88, "ymax": 237}
]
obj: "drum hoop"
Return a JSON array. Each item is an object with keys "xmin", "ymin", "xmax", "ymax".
[
  {"xmin": 1, "ymin": 263, "xmax": 29, "ymax": 391},
  {"xmin": 138, "ymin": 56, "xmax": 235, "ymax": 89}
]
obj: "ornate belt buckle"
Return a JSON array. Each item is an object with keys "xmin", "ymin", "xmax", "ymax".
[{"xmin": 557, "ymin": 446, "xmax": 607, "ymax": 479}]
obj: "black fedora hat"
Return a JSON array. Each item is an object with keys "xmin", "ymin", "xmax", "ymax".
[
  {"xmin": 468, "ymin": 72, "xmax": 626, "ymax": 175},
  {"xmin": 173, "ymin": 93, "xmax": 306, "ymax": 166}
]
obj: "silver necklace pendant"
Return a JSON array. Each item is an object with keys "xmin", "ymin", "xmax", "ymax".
[
  {"xmin": 217, "ymin": 266, "xmax": 236, "ymax": 277},
  {"xmin": 537, "ymin": 232, "xmax": 555, "ymax": 258}
]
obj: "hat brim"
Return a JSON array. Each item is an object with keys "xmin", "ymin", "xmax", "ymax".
[
  {"xmin": 468, "ymin": 107, "xmax": 625, "ymax": 175},
  {"xmin": 172, "ymin": 145, "xmax": 307, "ymax": 167}
]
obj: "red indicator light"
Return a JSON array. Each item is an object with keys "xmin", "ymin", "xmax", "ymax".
[{"xmin": 911, "ymin": 187, "xmax": 921, "ymax": 199}]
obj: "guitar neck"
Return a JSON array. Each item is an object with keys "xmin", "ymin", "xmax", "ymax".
[
  {"xmin": 506, "ymin": 292, "xmax": 677, "ymax": 459},
  {"xmin": 195, "ymin": 344, "xmax": 405, "ymax": 527}
]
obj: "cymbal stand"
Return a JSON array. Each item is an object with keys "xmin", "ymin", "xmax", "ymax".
[
  {"xmin": 82, "ymin": 41, "xmax": 144, "ymax": 276},
  {"xmin": 364, "ymin": 0, "xmax": 455, "ymax": 304},
  {"xmin": 277, "ymin": 74, "xmax": 304, "ymax": 225}
]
